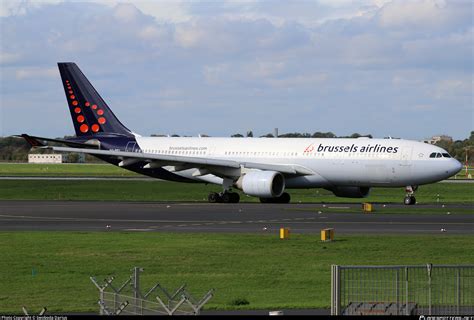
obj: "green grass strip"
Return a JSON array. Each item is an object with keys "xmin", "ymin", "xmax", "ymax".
[
  {"xmin": 0, "ymin": 163, "xmax": 139, "ymax": 177},
  {"xmin": 0, "ymin": 180, "xmax": 472, "ymax": 203},
  {"xmin": 0, "ymin": 232, "xmax": 472, "ymax": 313}
]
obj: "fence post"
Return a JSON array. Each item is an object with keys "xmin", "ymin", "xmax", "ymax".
[
  {"xmin": 90, "ymin": 277, "xmax": 105, "ymax": 315},
  {"xmin": 396, "ymin": 268, "xmax": 399, "ymax": 315},
  {"xmin": 132, "ymin": 267, "xmax": 144, "ymax": 315},
  {"xmin": 457, "ymin": 268, "xmax": 460, "ymax": 314},
  {"xmin": 331, "ymin": 265, "xmax": 340, "ymax": 315},
  {"xmin": 405, "ymin": 267, "xmax": 409, "ymax": 316},
  {"xmin": 427, "ymin": 264, "xmax": 432, "ymax": 315}
]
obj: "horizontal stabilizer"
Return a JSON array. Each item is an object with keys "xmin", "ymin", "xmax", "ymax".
[{"xmin": 17, "ymin": 134, "xmax": 99, "ymax": 149}]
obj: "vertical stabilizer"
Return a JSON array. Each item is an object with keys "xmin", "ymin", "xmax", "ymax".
[{"xmin": 58, "ymin": 62, "xmax": 133, "ymax": 137}]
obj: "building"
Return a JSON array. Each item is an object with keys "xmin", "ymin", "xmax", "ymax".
[
  {"xmin": 422, "ymin": 135, "xmax": 453, "ymax": 145},
  {"xmin": 28, "ymin": 154, "xmax": 64, "ymax": 164}
]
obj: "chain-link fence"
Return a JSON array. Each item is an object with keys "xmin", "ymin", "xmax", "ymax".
[
  {"xmin": 331, "ymin": 264, "xmax": 473, "ymax": 316},
  {"xmin": 91, "ymin": 267, "xmax": 214, "ymax": 315}
]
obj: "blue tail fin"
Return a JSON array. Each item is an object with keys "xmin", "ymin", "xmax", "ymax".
[{"xmin": 58, "ymin": 62, "xmax": 133, "ymax": 137}]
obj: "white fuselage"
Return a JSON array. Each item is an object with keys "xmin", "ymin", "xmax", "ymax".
[{"xmin": 134, "ymin": 137, "xmax": 462, "ymax": 188}]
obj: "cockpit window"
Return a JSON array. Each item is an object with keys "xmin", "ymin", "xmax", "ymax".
[{"xmin": 430, "ymin": 152, "xmax": 451, "ymax": 159}]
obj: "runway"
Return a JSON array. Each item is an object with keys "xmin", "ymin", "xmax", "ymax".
[{"xmin": 0, "ymin": 201, "xmax": 472, "ymax": 234}]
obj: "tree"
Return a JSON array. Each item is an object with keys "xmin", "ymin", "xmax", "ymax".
[
  {"xmin": 312, "ymin": 131, "xmax": 336, "ymax": 138},
  {"xmin": 260, "ymin": 133, "xmax": 274, "ymax": 138},
  {"xmin": 231, "ymin": 133, "xmax": 244, "ymax": 138}
]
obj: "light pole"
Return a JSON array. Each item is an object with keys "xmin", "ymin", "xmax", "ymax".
[{"xmin": 464, "ymin": 147, "xmax": 472, "ymax": 178}]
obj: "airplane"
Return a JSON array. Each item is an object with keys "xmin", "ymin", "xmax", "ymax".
[{"xmin": 20, "ymin": 62, "xmax": 462, "ymax": 205}]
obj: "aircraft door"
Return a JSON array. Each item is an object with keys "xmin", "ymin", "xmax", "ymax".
[{"xmin": 398, "ymin": 146, "xmax": 413, "ymax": 179}]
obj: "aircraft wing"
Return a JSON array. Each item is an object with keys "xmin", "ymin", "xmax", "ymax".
[{"xmin": 48, "ymin": 146, "xmax": 314, "ymax": 176}]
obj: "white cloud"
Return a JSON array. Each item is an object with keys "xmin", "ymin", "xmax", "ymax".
[
  {"xmin": 0, "ymin": 0, "xmax": 472, "ymax": 140},
  {"xmin": 434, "ymin": 78, "xmax": 472, "ymax": 100},
  {"xmin": 0, "ymin": 52, "xmax": 21, "ymax": 65},
  {"xmin": 377, "ymin": 0, "xmax": 468, "ymax": 30},
  {"xmin": 15, "ymin": 67, "xmax": 57, "ymax": 80},
  {"xmin": 203, "ymin": 64, "xmax": 230, "ymax": 85},
  {"xmin": 138, "ymin": 25, "xmax": 168, "ymax": 41},
  {"xmin": 174, "ymin": 23, "xmax": 205, "ymax": 48},
  {"xmin": 113, "ymin": 3, "xmax": 141, "ymax": 22},
  {"xmin": 129, "ymin": 0, "xmax": 191, "ymax": 23},
  {"xmin": 0, "ymin": 0, "xmax": 61, "ymax": 17}
]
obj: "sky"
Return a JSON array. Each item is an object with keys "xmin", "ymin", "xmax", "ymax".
[{"xmin": 0, "ymin": 0, "xmax": 472, "ymax": 140}]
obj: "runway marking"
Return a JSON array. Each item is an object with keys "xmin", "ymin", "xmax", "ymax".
[
  {"xmin": 328, "ymin": 206, "xmax": 351, "ymax": 209},
  {"xmin": 1, "ymin": 213, "xmax": 473, "ymax": 236},
  {"xmin": 0, "ymin": 214, "xmax": 472, "ymax": 226},
  {"xmin": 0, "ymin": 214, "xmax": 236, "ymax": 224}
]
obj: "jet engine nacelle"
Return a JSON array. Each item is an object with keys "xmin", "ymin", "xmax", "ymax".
[
  {"xmin": 327, "ymin": 186, "xmax": 371, "ymax": 198},
  {"xmin": 237, "ymin": 171, "xmax": 285, "ymax": 198}
]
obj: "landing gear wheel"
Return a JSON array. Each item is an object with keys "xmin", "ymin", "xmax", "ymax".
[
  {"xmin": 221, "ymin": 192, "xmax": 231, "ymax": 203},
  {"xmin": 404, "ymin": 195, "xmax": 416, "ymax": 205},
  {"xmin": 222, "ymin": 192, "xmax": 240, "ymax": 203},
  {"xmin": 404, "ymin": 186, "xmax": 418, "ymax": 205},
  {"xmin": 209, "ymin": 192, "xmax": 240, "ymax": 203},
  {"xmin": 230, "ymin": 192, "xmax": 240, "ymax": 203},
  {"xmin": 279, "ymin": 192, "xmax": 291, "ymax": 204},
  {"xmin": 208, "ymin": 192, "xmax": 220, "ymax": 203}
]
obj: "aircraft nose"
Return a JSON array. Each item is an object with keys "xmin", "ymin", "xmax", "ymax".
[{"xmin": 449, "ymin": 159, "xmax": 463, "ymax": 176}]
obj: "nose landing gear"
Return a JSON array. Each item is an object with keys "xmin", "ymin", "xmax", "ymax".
[{"xmin": 404, "ymin": 185, "xmax": 418, "ymax": 205}]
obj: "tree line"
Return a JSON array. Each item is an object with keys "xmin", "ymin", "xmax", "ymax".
[
  {"xmin": 230, "ymin": 131, "xmax": 372, "ymax": 138},
  {"xmin": 1, "ymin": 131, "xmax": 473, "ymax": 164}
]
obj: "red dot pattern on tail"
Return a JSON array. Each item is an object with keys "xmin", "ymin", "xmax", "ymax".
[
  {"xmin": 80, "ymin": 124, "xmax": 89, "ymax": 133},
  {"xmin": 91, "ymin": 124, "xmax": 100, "ymax": 132}
]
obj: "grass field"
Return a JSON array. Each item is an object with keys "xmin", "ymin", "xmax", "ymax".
[
  {"xmin": 0, "ymin": 232, "xmax": 473, "ymax": 313},
  {"xmin": 0, "ymin": 163, "xmax": 139, "ymax": 177},
  {"xmin": 0, "ymin": 179, "xmax": 472, "ymax": 204},
  {"xmin": 0, "ymin": 163, "xmax": 472, "ymax": 313}
]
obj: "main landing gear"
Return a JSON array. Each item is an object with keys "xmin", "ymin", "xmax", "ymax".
[
  {"xmin": 259, "ymin": 192, "xmax": 291, "ymax": 204},
  {"xmin": 208, "ymin": 191, "xmax": 240, "ymax": 203},
  {"xmin": 404, "ymin": 185, "xmax": 418, "ymax": 205}
]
